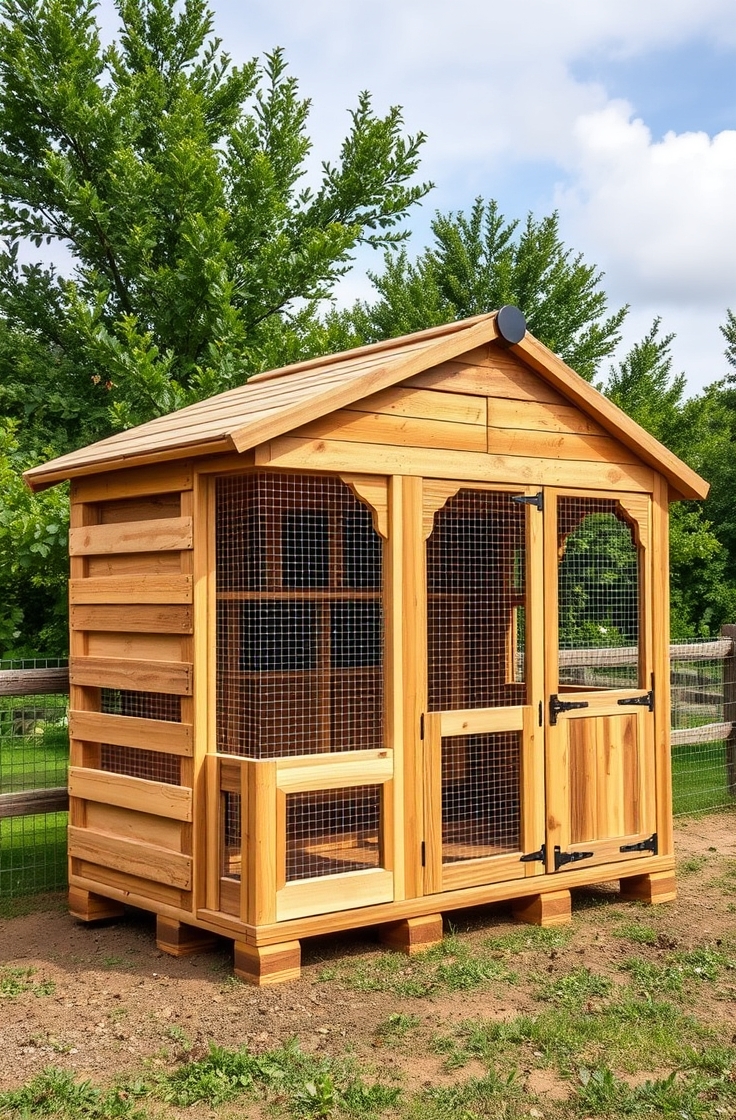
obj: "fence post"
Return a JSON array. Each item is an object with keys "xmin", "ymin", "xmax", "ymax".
[{"xmin": 721, "ymin": 625, "xmax": 736, "ymax": 794}]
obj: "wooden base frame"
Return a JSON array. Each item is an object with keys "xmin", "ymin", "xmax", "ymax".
[
  {"xmin": 619, "ymin": 871, "xmax": 676, "ymax": 905},
  {"xmin": 156, "ymin": 916, "xmax": 219, "ymax": 957},
  {"xmin": 69, "ymin": 887, "xmax": 125, "ymax": 923},
  {"xmin": 379, "ymin": 914, "xmax": 443, "ymax": 955},
  {"xmin": 511, "ymin": 889, "xmax": 572, "ymax": 927},
  {"xmin": 234, "ymin": 940, "xmax": 302, "ymax": 986}
]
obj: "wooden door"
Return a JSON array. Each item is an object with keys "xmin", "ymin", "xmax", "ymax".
[
  {"xmin": 422, "ymin": 483, "xmax": 546, "ymax": 893},
  {"xmin": 544, "ymin": 491, "xmax": 657, "ymax": 873}
]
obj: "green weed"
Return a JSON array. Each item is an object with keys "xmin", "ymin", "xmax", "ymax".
[
  {"xmin": 375, "ymin": 1012, "xmax": 420, "ymax": 1040},
  {"xmin": 622, "ymin": 946, "xmax": 728, "ymax": 996},
  {"xmin": 535, "ymin": 965, "xmax": 612, "ymax": 1008},
  {"xmin": 0, "ymin": 1068, "xmax": 145, "ymax": 1118},
  {"xmin": 0, "ymin": 967, "xmax": 55, "ymax": 999}
]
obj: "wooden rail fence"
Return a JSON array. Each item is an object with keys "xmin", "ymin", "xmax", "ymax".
[{"xmin": 2, "ymin": 631, "xmax": 736, "ymax": 823}]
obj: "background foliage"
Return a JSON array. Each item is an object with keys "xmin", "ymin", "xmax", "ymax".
[{"xmin": 0, "ymin": 0, "xmax": 734, "ymax": 654}]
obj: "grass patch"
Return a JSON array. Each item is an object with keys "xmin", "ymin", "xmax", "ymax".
[
  {"xmin": 0, "ymin": 967, "xmax": 55, "ymax": 999},
  {"xmin": 0, "ymin": 812, "xmax": 67, "ymax": 904},
  {"xmin": 534, "ymin": 965, "xmax": 612, "ymax": 1009},
  {"xmin": 374, "ymin": 1012, "xmax": 421, "ymax": 1041},
  {"xmin": 319, "ymin": 934, "xmax": 516, "ymax": 997},
  {"xmin": 432, "ymin": 988, "xmax": 721, "ymax": 1078},
  {"xmin": 0, "ymin": 1068, "xmax": 146, "ymax": 1118},
  {"xmin": 622, "ymin": 947, "xmax": 729, "ymax": 996},
  {"xmin": 613, "ymin": 921, "xmax": 660, "ymax": 945},
  {"xmin": 157, "ymin": 1039, "xmax": 400, "ymax": 1116},
  {"xmin": 483, "ymin": 924, "xmax": 572, "ymax": 953}
]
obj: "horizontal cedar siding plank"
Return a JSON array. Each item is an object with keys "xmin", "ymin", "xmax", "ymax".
[
  {"xmin": 69, "ymin": 766, "xmax": 192, "ymax": 821},
  {"xmin": 405, "ymin": 361, "xmax": 567, "ymax": 405},
  {"xmin": 68, "ymin": 826, "xmax": 192, "ymax": 889},
  {"xmin": 354, "ymin": 386, "xmax": 486, "ymax": 425},
  {"xmin": 86, "ymin": 553, "xmax": 183, "ymax": 578},
  {"xmin": 488, "ymin": 397, "xmax": 608, "ymax": 436},
  {"xmin": 72, "ymin": 463, "xmax": 193, "ymax": 503},
  {"xmin": 258, "ymin": 437, "xmax": 655, "ymax": 492},
  {"xmin": 486, "ymin": 428, "xmax": 640, "ymax": 464},
  {"xmin": 69, "ymin": 710, "xmax": 193, "ymax": 755},
  {"xmin": 69, "ymin": 517, "xmax": 193, "ymax": 556},
  {"xmin": 293, "ymin": 410, "xmax": 487, "ymax": 452},
  {"xmin": 70, "ymin": 656, "xmax": 192, "ymax": 694},
  {"xmin": 70, "ymin": 605, "xmax": 193, "ymax": 634},
  {"xmin": 69, "ymin": 574, "xmax": 193, "ymax": 605},
  {"xmin": 72, "ymin": 864, "xmax": 186, "ymax": 909}
]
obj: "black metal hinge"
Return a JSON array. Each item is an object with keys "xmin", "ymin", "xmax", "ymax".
[
  {"xmin": 421, "ymin": 841, "xmax": 426, "ymax": 867},
  {"xmin": 620, "ymin": 833, "xmax": 658, "ymax": 855},
  {"xmin": 520, "ymin": 844, "xmax": 545, "ymax": 864},
  {"xmin": 554, "ymin": 845, "xmax": 594, "ymax": 871},
  {"xmin": 512, "ymin": 491, "xmax": 543, "ymax": 511},
  {"xmin": 617, "ymin": 690, "xmax": 654, "ymax": 712},
  {"xmin": 549, "ymin": 694, "xmax": 589, "ymax": 725},
  {"xmin": 420, "ymin": 713, "xmax": 424, "ymax": 740}
]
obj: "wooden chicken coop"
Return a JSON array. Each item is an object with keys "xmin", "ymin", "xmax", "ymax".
[{"xmin": 25, "ymin": 307, "xmax": 709, "ymax": 985}]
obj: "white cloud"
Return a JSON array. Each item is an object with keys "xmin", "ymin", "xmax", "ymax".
[{"xmin": 557, "ymin": 106, "xmax": 736, "ymax": 304}]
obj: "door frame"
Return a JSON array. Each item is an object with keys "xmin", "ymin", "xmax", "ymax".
[
  {"xmin": 419, "ymin": 480, "xmax": 547, "ymax": 895},
  {"xmin": 543, "ymin": 488, "xmax": 656, "ymax": 874}
]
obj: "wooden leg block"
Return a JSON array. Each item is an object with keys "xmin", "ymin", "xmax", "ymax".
[
  {"xmin": 512, "ymin": 889, "xmax": 572, "ymax": 927},
  {"xmin": 156, "ymin": 916, "xmax": 218, "ymax": 957},
  {"xmin": 234, "ymin": 940, "xmax": 301, "ymax": 986},
  {"xmin": 69, "ymin": 887, "xmax": 125, "ymax": 923},
  {"xmin": 379, "ymin": 914, "xmax": 444, "ymax": 956},
  {"xmin": 620, "ymin": 871, "xmax": 677, "ymax": 905}
]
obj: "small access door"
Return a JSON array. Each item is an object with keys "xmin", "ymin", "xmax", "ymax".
[
  {"xmin": 422, "ymin": 483, "xmax": 546, "ymax": 894},
  {"xmin": 544, "ymin": 491, "xmax": 657, "ymax": 873}
]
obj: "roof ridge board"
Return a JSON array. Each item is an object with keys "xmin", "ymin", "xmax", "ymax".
[
  {"xmin": 229, "ymin": 316, "xmax": 501, "ymax": 453},
  {"xmin": 245, "ymin": 313, "xmax": 496, "ymax": 385}
]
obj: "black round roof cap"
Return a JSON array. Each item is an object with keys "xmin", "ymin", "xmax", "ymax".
[{"xmin": 496, "ymin": 305, "xmax": 526, "ymax": 344}]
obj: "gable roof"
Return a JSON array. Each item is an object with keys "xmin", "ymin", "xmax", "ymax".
[{"xmin": 23, "ymin": 311, "xmax": 709, "ymax": 500}]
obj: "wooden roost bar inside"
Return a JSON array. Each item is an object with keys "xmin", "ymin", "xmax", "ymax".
[{"xmin": 25, "ymin": 307, "xmax": 709, "ymax": 985}]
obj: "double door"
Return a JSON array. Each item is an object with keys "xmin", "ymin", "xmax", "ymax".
[{"xmin": 421, "ymin": 483, "xmax": 657, "ymax": 894}]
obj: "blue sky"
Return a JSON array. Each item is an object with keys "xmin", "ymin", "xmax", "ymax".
[{"xmin": 96, "ymin": 0, "xmax": 736, "ymax": 393}]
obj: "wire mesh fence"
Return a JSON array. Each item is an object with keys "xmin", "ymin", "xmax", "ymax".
[
  {"xmin": 1, "ymin": 636, "xmax": 735, "ymax": 904},
  {"xmin": 0, "ymin": 658, "xmax": 69, "ymax": 905}
]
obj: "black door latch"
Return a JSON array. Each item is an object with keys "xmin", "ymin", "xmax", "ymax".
[
  {"xmin": 549, "ymin": 694, "xmax": 589, "ymax": 725},
  {"xmin": 620, "ymin": 833, "xmax": 658, "ymax": 855}
]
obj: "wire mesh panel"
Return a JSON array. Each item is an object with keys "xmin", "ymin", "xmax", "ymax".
[
  {"xmin": 0, "ymin": 658, "xmax": 69, "ymax": 901},
  {"xmin": 441, "ymin": 733, "xmax": 521, "ymax": 861},
  {"xmin": 557, "ymin": 498, "xmax": 641, "ymax": 689},
  {"xmin": 285, "ymin": 786, "xmax": 382, "ymax": 880},
  {"xmin": 99, "ymin": 689, "xmax": 181, "ymax": 784},
  {"xmin": 427, "ymin": 489, "xmax": 527, "ymax": 712},
  {"xmin": 216, "ymin": 472, "xmax": 384, "ymax": 758}
]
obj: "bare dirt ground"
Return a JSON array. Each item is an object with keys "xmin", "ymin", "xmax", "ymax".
[{"xmin": 1, "ymin": 813, "xmax": 735, "ymax": 1100}]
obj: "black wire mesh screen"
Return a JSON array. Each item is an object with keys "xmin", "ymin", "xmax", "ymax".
[
  {"xmin": 285, "ymin": 786, "xmax": 382, "ymax": 881},
  {"xmin": 216, "ymin": 472, "xmax": 384, "ymax": 758},
  {"xmin": 441, "ymin": 733, "xmax": 521, "ymax": 861},
  {"xmin": 427, "ymin": 489, "xmax": 527, "ymax": 712},
  {"xmin": 557, "ymin": 498, "xmax": 640, "ymax": 689},
  {"xmin": 99, "ymin": 689, "xmax": 181, "ymax": 784},
  {"xmin": 222, "ymin": 791, "xmax": 242, "ymax": 878}
]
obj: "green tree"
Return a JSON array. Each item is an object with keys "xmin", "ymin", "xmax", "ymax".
[
  {"xmin": 327, "ymin": 197, "xmax": 627, "ymax": 380},
  {"xmin": 604, "ymin": 319, "xmax": 736, "ymax": 638},
  {"xmin": 0, "ymin": 0, "xmax": 430, "ymax": 653},
  {"xmin": 0, "ymin": 0, "xmax": 430, "ymax": 438}
]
